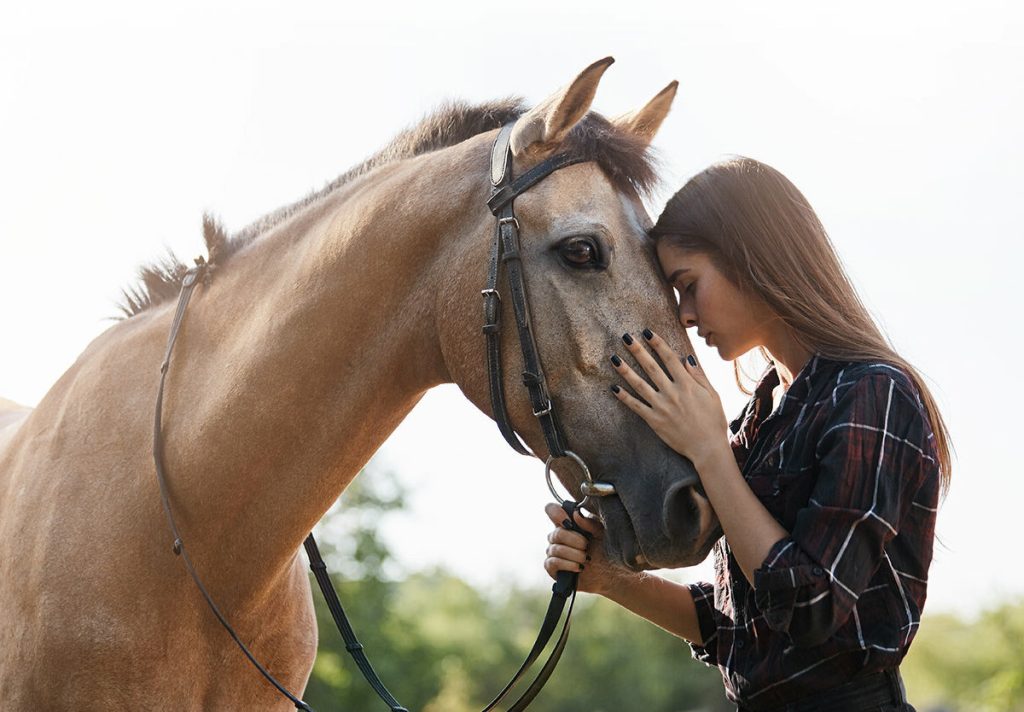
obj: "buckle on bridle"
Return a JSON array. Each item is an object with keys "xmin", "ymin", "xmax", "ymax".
[
  {"xmin": 497, "ymin": 216, "xmax": 520, "ymax": 231},
  {"xmin": 533, "ymin": 400, "xmax": 552, "ymax": 418},
  {"xmin": 480, "ymin": 288, "xmax": 501, "ymax": 302}
]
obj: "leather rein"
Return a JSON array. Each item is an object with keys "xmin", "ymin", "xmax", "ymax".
[{"xmin": 151, "ymin": 121, "xmax": 616, "ymax": 711}]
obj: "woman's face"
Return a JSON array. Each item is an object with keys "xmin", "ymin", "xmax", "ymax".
[{"xmin": 655, "ymin": 242, "xmax": 774, "ymax": 361}]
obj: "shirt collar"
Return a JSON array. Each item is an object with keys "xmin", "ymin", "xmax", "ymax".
[
  {"xmin": 768, "ymin": 353, "xmax": 820, "ymax": 413},
  {"xmin": 737, "ymin": 353, "xmax": 822, "ymax": 440}
]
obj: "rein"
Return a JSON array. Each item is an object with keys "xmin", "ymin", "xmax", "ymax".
[{"xmin": 151, "ymin": 121, "xmax": 615, "ymax": 710}]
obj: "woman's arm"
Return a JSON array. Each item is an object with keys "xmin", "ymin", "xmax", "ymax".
[
  {"xmin": 691, "ymin": 445, "xmax": 788, "ymax": 585},
  {"xmin": 603, "ymin": 570, "xmax": 705, "ymax": 644},
  {"xmin": 543, "ymin": 503, "xmax": 705, "ymax": 644}
]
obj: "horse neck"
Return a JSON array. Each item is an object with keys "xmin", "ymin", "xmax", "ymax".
[{"xmin": 158, "ymin": 141, "xmax": 486, "ymax": 600}]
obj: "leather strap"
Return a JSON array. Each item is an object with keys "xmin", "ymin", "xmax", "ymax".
[
  {"xmin": 154, "ymin": 264, "xmax": 315, "ymax": 712},
  {"xmin": 303, "ymin": 536, "xmax": 407, "ymax": 712},
  {"xmin": 482, "ymin": 500, "xmax": 588, "ymax": 712},
  {"xmin": 482, "ymin": 124, "xmax": 589, "ymax": 459}
]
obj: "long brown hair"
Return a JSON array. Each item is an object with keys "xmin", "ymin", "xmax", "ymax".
[{"xmin": 650, "ymin": 156, "xmax": 951, "ymax": 495}]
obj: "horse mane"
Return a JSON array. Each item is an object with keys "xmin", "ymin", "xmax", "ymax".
[{"xmin": 117, "ymin": 98, "xmax": 659, "ymax": 318}]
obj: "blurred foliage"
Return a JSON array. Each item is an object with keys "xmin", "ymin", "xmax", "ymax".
[
  {"xmin": 902, "ymin": 597, "xmax": 1024, "ymax": 712},
  {"xmin": 304, "ymin": 469, "xmax": 1024, "ymax": 712},
  {"xmin": 304, "ymin": 469, "xmax": 727, "ymax": 712}
]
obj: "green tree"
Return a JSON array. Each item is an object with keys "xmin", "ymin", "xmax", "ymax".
[
  {"xmin": 902, "ymin": 598, "xmax": 1024, "ymax": 712},
  {"xmin": 302, "ymin": 465, "xmax": 729, "ymax": 711}
]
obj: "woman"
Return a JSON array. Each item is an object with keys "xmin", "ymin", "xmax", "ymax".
[{"xmin": 544, "ymin": 157, "xmax": 950, "ymax": 712}]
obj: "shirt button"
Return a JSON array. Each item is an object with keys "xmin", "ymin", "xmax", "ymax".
[
  {"xmin": 735, "ymin": 639, "xmax": 746, "ymax": 649},
  {"xmin": 812, "ymin": 566, "xmax": 824, "ymax": 576}
]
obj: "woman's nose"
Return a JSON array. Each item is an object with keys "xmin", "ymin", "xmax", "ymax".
[{"xmin": 678, "ymin": 303, "xmax": 698, "ymax": 328}]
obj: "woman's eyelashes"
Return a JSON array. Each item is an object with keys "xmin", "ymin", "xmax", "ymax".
[{"xmin": 675, "ymin": 279, "xmax": 695, "ymax": 298}]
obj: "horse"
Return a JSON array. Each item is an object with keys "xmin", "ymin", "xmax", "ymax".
[{"xmin": 0, "ymin": 58, "xmax": 719, "ymax": 710}]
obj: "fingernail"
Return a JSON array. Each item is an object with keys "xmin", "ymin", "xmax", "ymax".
[
  {"xmin": 687, "ymin": 354, "xmax": 697, "ymax": 367},
  {"xmin": 586, "ymin": 555, "xmax": 592, "ymax": 561},
  {"xmin": 642, "ymin": 328, "xmax": 653, "ymax": 340},
  {"xmin": 579, "ymin": 563, "xmax": 585, "ymax": 571},
  {"xmin": 610, "ymin": 354, "xmax": 622, "ymax": 367},
  {"xmin": 622, "ymin": 332, "xmax": 633, "ymax": 345},
  {"xmin": 610, "ymin": 384, "xmax": 621, "ymax": 394},
  {"xmin": 562, "ymin": 519, "xmax": 573, "ymax": 528}
]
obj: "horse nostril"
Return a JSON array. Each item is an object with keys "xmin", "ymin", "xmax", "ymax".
[{"xmin": 662, "ymin": 480, "xmax": 700, "ymax": 542}]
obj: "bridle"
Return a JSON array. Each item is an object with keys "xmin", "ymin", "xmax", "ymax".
[
  {"xmin": 483, "ymin": 122, "xmax": 616, "ymax": 503},
  {"xmin": 151, "ymin": 120, "xmax": 616, "ymax": 711}
]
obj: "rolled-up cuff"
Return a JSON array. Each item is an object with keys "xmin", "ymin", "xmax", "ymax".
[
  {"xmin": 687, "ymin": 582, "xmax": 719, "ymax": 665},
  {"xmin": 752, "ymin": 538, "xmax": 828, "ymax": 631}
]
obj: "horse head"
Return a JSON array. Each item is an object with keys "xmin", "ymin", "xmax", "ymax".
[{"xmin": 442, "ymin": 59, "xmax": 721, "ymax": 570}]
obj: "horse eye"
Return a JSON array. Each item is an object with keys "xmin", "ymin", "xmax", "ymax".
[{"xmin": 559, "ymin": 237, "xmax": 600, "ymax": 267}]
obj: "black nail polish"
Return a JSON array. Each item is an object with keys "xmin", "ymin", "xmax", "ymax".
[
  {"xmin": 610, "ymin": 384, "xmax": 621, "ymax": 394},
  {"xmin": 642, "ymin": 328, "xmax": 653, "ymax": 340},
  {"xmin": 687, "ymin": 354, "xmax": 697, "ymax": 367},
  {"xmin": 622, "ymin": 332, "xmax": 633, "ymax": 345},
  {"xmin": 610, "ymin": 354, "xmax": 622, "ymax": 367},
  {"xmin": 586, "ymin": 555, "xmax": 592, "ymax": 561},
  {"xmin": 562, "ymin": 519, "xmax": 573, "ymax": 528}
]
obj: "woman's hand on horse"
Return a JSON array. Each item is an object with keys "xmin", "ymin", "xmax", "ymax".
[
  {"xmin": 610, "ymin": 329, "xmax": 730, "ymax": 469},
  {"xmin": 543, "ymin": 502, "xmax": 620, "ymax": 596}
]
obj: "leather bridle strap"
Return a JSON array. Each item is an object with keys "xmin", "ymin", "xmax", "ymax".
[
  {"xmin": 153, "ymin": 265, "xmax": 315, "ymax": 712},
  {"xmin": 482, "ymin": 123, "xmax": 589, "ymax": 458},
  {"xmin": 482, "ymin": 499, "xmax": 588, "ymax": 712},
  {"xmin": 303, "ymin": 535, "xmax": 407, "ymax": 712},
  {"xmin": 153, "ymin": 265, "xmax": 406, "ymax": 712}
]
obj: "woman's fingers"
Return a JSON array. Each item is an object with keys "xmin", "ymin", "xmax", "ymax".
[
  {"xmin": 544, "ymin": 502, "xmax": 593, "ymax": 547},
  {"xmin": 617, "ymin": 332, "xmax": 673, "ymax": 393},
  {"xmin": 682, "ymin": 351, "xmax": 712, "ymax": 391},
  {"xmin": 610, "ymin": 356, "xmax": 659, "ymax": 406},
  {"xmin": 611, "ymin": 380, "xmax": 657, "ymax": 425},
  {"xmin": 547, "ymin": 524, "xmax": 589, "ymax": 550},
  {"xmin": 544, "ymin": 502, "xmax": 568, "ymax": 526},
  {"xmin": 639, "ymin": 328, "xmax": 688, "ymax": 383},
  {"xmin": 546, "ymin": 542, "xmax": 587, "ymax": 566},
  {"xmin": 571, "ymin": 509, "xmax": 603, "ymax": 537},
  {"xmin": 545, "ymin": 554, "xmax": 584, "ymax": 578}
]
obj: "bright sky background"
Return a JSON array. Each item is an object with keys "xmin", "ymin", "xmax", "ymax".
[{"xmin": 2, "ymin": 1, "xmax": 1021, "ymax": 618}]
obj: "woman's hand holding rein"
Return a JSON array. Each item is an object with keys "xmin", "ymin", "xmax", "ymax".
[
  {"xmin": 542, "ymin": 502, "xmax": 620, "ymax": 596},
  {"xmin": 542, "ymin": 502, "xmax": 705, "ymax": 644}
]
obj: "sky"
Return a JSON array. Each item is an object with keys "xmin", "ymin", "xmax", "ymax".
[{"xmin": 1, "ymin": 1, "xmax": 1022, "ymax": 618}]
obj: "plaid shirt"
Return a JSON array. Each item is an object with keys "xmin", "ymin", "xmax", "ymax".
[{"xmin": 687, "ymin": 355, "xmax": 940, "ymax": 710}]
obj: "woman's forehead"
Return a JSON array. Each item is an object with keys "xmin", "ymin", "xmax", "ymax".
[{"xmin": 656, "ymin": 242, "xmax": 711, "ymax": 268}]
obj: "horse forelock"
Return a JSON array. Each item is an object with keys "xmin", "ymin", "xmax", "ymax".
[{"xmin": 117, "ymin": 99, "xmax": 660, "ymax": 318}]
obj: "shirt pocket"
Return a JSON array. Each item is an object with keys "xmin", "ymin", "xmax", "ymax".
[{"xmin": 744, "ymin": 456, "xmax": 810, "ymax": 524}]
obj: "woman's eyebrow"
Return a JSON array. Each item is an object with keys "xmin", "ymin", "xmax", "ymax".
[{"xmin": 667, "ymin": 267, "xmax": 691, "ymax": 283}]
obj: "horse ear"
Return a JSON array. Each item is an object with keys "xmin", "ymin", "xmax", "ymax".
[
  {"xmin": 509, "ymin": 57, "xmax": 615, "ymax": 157},
  {"xmin": 614, "ymin": 80, "xmax": 679, "ymax": 146}
]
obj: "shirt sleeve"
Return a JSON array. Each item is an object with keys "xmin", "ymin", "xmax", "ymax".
[
  {"xmin": 686, "ymin": 581, "xmax": 721, "ymax": 665},
  {"xmin": 750, "ymin": 372, "xmax": 935, "ymax": 648}
]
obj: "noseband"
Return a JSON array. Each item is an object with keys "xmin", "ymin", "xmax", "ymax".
[{"xmin": 151, "ymin": 120, "xmax": 617, "ymax": 711}]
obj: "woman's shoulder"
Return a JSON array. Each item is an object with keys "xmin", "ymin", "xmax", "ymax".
[
  {"xmin": 817, "ymin": 358, "xmax": 922, "ymax": 405},
  {"xmin": 813, "ymin": 358, "xmax": 931, "ymax": 436}
]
